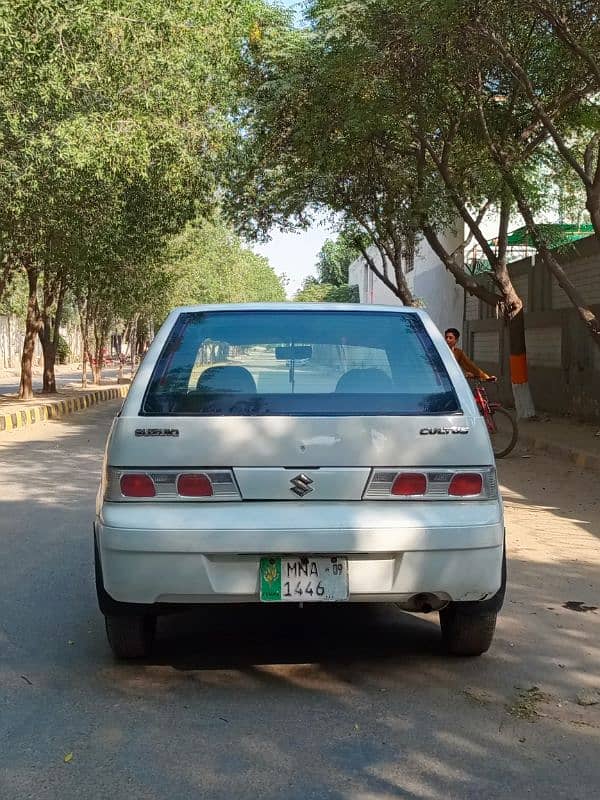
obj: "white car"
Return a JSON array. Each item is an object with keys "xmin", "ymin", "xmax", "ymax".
[{"xmin": 95, "ymin": 304, "xmax": 505, "ymax": 658}]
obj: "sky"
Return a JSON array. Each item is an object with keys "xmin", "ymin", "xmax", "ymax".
[
  {"xmin": 254, "ymin": 219, "xmax": 335, "ymax": 296},
  {"xmin": 252, "ymin": 1, "xmax": 326, "ymax": 297}
]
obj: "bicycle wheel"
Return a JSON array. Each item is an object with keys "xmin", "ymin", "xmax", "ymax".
[{"xmin": 489, "ymin": 407, "xmax": 518, "ymax": 458}]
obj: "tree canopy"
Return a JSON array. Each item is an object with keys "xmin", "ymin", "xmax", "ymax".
[
  {"xmin": 0, "ymin": 0, "xmax": 272, "ymax": 395},
  {"xmin": 226, "ymin": 0, "xmax": 599, "ymax": 351}
]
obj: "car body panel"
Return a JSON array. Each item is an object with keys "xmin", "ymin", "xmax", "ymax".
[{"xmin": 96, "ymin": 303, "xmax": 504, "ymax": 610}]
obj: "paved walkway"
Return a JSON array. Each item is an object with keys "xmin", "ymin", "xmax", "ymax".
[
  {"xmin": 0, "ymin": 363, "xmax": 124, "ymax": 397},
  {"xmin": 0, "ymin": 364, "xmax": 130, "ymax": 433},
  {"xmin": 517, "ymin": 414, "xmax": 600, "ymax": 473}
]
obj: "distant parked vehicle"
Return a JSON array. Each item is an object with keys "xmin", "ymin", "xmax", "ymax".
[{"xmin": 95, "ymin": 304, "xmax": 505, "ymax": 659}]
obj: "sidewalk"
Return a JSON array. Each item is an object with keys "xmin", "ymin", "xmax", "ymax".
[
  {"xmin": 0, "ymin": 363, "xmax": 129, "ymax": 434},
  {"xmin": 517, "ymin": 414, "xmax": 600, "ymax": 473}
]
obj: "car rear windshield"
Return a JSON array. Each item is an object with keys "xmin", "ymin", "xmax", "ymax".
[{"xmin": 141, "ymin": 310, "xmax": 461, "ymax": 416}]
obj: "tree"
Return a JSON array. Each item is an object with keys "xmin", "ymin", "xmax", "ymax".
[
  {"xmin": 227, "ymin": 1, "xmax": 539, "ymax": 415},
  {"xmin": 473, "ymin": 1, "xmax": 600, "ymax": 237},
  {"xmin": 230, "ymin": 0, "xmax": 600, "ymax": 414},
  {"xmin": 456, "ymin": 0, "xmax": 600, "ymax": 348},
  {"xmin": 316, "ymin": 232, "xmax": 361, "ymax": 286},
  {"xmin": 226, "ymin": 16, "xmax": 425, "ymax": 305},
  {"xmin": 294, "ymin": 276, "xmax": 359, "ymax": 302},
  {"xmin": 158, "ymin": 217, "xmax": 286, "ymax": 310},
  {"xmin": 0, "ymin": 0, "xmax": 263, "ymax": 397}
]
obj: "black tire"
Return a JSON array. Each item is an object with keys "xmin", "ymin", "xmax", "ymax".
[
  {"xmin": 105, "ymin": 613, "xmax": 156, "ymax": 659},
  {"xmin": 440, "ymin": 544, "xmax": 506, "ymax": 656},
  {"xmin": 489, "ymin": 407, "xmax": 518, "ymax": 458},
  {"xmin": 439, "ymin": 605, "xmax": 498, "ymax": 656}
]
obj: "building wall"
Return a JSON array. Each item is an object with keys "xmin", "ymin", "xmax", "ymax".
[
  {"xmin": 0, "ymin": 315, "xmax": 81, "ymax": 371},
  {"xmin": 464, "ymin": 235, "xmax": 600, "ymax": 421},
  {"xmin": 348, "ymin": 226, "xmax": 465, "ymax": 335}
]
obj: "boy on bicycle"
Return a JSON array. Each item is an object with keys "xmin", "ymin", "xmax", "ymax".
[{"xmin": 444, "ymin": 328, "xmax": 496, "ymax": 381}]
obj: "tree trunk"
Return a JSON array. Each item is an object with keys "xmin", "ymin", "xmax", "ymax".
[
  {"xmin": 81, "ymin": 328, "xmax": 88, "ymax": 388},
  {"xmin": 493, "ymin": 193, "xmax": 536, "ymax": 419},
  {"xmin": 586, "ymin": 185, "xmax": 600, "ymax": 244},
  {"xmin": 41, "ymin": 341, "xmax": 57, "ymax": 394},
  {"xmin": 130, "ymin": 313, "xmax": 139, "ymax": 376},
  {"xmin": 422, "ymin": 225, "xmax": 503, "ymax": 307},
  {"xmin": 40, "ymin": 277, "xmax": 66, "ymax": 394},
  {"xmin": 92, "ymin": 329, "xmax": 102, "ymax": 385},
  {"xmin": 18, "ymin": 266, "xmax": 41, "ymax": 401},
  {"xmin": 507, "ymin": 310, "xmax": 536, "ymax": 419}
]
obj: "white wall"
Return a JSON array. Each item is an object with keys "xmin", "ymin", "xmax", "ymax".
[
  {"xmin": 348, "ymin": 246, "xmax": 407, "ymax": 307},
  {"xmin": 413, "ymin": 226, "xmax": 465, "ymax": 335},
  {"xmin": 348, "ymin": 225, "xmax": 465, "ymax": 336}
]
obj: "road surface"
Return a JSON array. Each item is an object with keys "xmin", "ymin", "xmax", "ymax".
[{"xmin": 0, "ymin": 403, "xmax": 598, "ymax": 799}]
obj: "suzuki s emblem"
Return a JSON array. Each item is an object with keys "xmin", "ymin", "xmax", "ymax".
[{"xmin": 290, "ymin": 474, "xmax": 314, "ymax": 497}]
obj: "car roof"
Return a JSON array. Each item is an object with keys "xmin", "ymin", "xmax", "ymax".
[{"xmin": 169, "ymin": 302, "xmax": 425, "ymax": 315}]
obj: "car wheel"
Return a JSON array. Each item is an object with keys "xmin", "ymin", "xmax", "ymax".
[
  {"xmin": 439, "ymin": 605, "xmax": 497, "ymax": 656},
  {"xmin": 104, "ymin": 613, "xmax": 156, "ymax": 659}
]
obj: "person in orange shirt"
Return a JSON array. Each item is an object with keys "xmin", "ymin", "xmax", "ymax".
[{"xmin": 444, "ymin": 328, "xmax": 496, "ymax": 381}]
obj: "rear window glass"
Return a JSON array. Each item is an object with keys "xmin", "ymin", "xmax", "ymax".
[{"xmin": 141, "ymin": 310, "xmax": 460, "ymax": 416}]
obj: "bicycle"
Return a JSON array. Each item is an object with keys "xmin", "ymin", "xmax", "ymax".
[{"xmin": 469, "ymin": 378, "xmax": 518, "ymax": 458}]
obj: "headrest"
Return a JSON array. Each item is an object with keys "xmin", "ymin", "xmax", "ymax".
[
  {"xmin": 335, "ymin": 368, "xmax": 394, "ymax": 393},
  {"xmin": 196, "ymin": 365, "xmax": 257, "ymax": 393}
]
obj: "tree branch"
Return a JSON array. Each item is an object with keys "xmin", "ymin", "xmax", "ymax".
[
  {"xmin": 452, "ymin": 198, "xmax": 492, "ymax": 256},
  {"xmin": 533, "ymin": 1, "xmax": 600, "ymax": 88},
  {"xmin": 476, "ymin": 86, "xmax": 600, "ymax": 346},
  {"xmin": 475, "ymin": 20, "xmax": 592, "ymax": 187},
  {"xmin": 416, "ymin": 129, "xmax": 500, "ymax": 266},
  {"xmin": 422, "ymin": 224, "xmax": 502, "ymax": 307}
]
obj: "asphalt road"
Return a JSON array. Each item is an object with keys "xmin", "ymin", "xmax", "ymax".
[{"xmin": 0, "ymin": 403, "xmax": 598, "ymax": 800}]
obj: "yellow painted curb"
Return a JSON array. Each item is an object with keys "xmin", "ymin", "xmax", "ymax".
[{"xmin": 0, "ymin": 385, "xmax": 128, "ymax": 435}]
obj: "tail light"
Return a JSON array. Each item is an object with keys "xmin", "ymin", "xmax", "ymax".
[
  {"xmin": 391, "ymin": 473, "xmax": 427, "ymax": 496},
  {"xmin": 448, "ymin": 473, "xmax": 483, "ymax": 496},
  {"xmin": 106, "ymin": 468, "xmax": 240, "ymax": 501},
  {"xmin": 365, "ymin": 467, "xmax": 496, "ymax": 500},
  {"xmin": 120, "ymin": 473, "xmax": 156, "ymax": 498},
  {"xmin": 177, "ymin": 473, "xmax": 213, "ymax": 497}
]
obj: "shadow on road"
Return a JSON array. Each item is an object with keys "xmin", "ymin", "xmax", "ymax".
[
  {"xmin": 1, "ymin": 405, "xmax": 599, "ymax": 800},
  {"xmin": 152, "ymin": 603, "xmax": 442, "ymax": 671}
]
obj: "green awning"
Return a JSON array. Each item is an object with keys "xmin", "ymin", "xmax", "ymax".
[{"xmin": 504, "ymin": 224, "xmax": 594, "ymax": 248}]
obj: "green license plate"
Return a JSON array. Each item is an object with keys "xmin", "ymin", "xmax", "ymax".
[{"xmin": 260, "ymin": 557, "xmax": 349, "ymax": 602}]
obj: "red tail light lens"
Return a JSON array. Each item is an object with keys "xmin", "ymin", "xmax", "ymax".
[
  {"xmin": 448, "ymin": 473, "xmax": 483, "ymax": 496},
  {"xmin": 120, "ymin": 473, "xmax": 156, "ymax": 498},
  {"xmin": 177, "ymin": 473, "xmax": 213, "ymax": 497},
  {"xmin": 391, "ymin": 473, "xmax": 427, "ymax": 496}
]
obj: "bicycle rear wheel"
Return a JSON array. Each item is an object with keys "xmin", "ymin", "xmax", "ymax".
[{"xmin": 489, "ymin": 407, "xmax": 518, "ymax": 458}]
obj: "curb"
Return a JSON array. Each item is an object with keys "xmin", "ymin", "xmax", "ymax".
[
  {"xmin": 519, "ymin": 431, "xmax": 600, "ymax": 474},
  {"xmin": 0, "ymin": 386, "xmax": 128, "ymax": 434}
]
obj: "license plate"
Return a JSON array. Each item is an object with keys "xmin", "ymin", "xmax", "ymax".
[{"xmin": 260, "ymin": 557, "xmax": 349, "ymax": 602}]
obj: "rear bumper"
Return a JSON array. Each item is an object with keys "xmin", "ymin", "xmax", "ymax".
[{"xmin": 96, "ymin": 501, "xmax": 504, "ymax": 606}]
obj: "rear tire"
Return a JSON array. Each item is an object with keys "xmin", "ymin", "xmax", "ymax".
[
  {"xmin": 439, "ymin": 605, "xmax": 497, "ymax": 656},
  {"xmin": 440, "ymin": 544, "xmax": 506, "ymax": 656},
  {"xmin": 105, "ymin": 613, "xmax": 156, "ymax": 659},
  {"xmin": 489, "ymin": 407, "xmax": 518, "ymax": 458}
]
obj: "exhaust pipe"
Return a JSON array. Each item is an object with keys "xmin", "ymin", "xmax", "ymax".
[{"xmin": 405, "ymin": 593, "xmax": 447, "ymax": 613}]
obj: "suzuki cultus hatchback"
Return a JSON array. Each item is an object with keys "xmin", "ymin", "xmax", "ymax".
[{"xmin": 95, "ymin": 304, "xmax": 505, "ymax": 658}]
